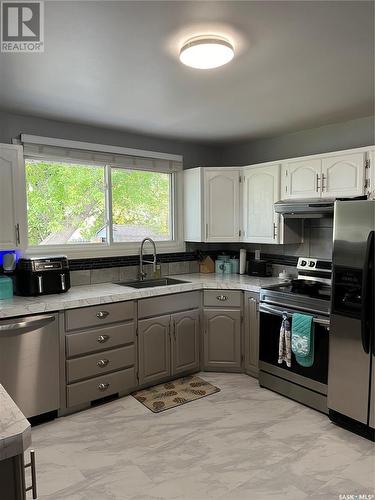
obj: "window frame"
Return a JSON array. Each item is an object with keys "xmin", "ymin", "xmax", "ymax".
[{"xmin": 22, "ymin": 156, "xmax": 185, "ymax": 258}]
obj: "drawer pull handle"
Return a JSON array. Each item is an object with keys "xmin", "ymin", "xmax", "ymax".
[
  {"xmin": 98, "ymin": 382, "xmax": 110, "ymax": 391},
  {"xmin": 97, "ymin": 359, "xmax": 109, "ymax": 368},
  {"xmin": 96, "ymin": 311, "xmax": 109, "ymax": 319},
  {"xmin": 25, "ymin": 449, "xmax": 37, "ymax": 499},
  {"xmin": 97, "ymin": 334, "xmax": 110, "ymax": 343},
  {"xmin": 216, "ymin": 295, "xmax": 228, "ymax": 301}
]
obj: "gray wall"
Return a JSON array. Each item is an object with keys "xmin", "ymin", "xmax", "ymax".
[
  {"xmin": 0, "ymin": 110, "xmax": 220, "ymax": 169},
  {"xmin": 1, "ymin": 110, "xmax": 373, "ymax": 168},
  {"xmin": 220, "ymin": 115, "xmax": 374, "ymax": 166}
]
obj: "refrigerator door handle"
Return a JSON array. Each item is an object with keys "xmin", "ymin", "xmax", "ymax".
[{"xmin": 361, "ymin": 230, "xmax": 374, "ymax": 354}]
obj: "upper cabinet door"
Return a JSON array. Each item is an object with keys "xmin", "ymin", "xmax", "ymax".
[
  {"xmin": 282, "ymin": 159, "xmax": 321, "ymax": 199},
  {"xmin": 204, "ymin": 170, "xmax": 240, "ymax": 242},
  {"xmin": 321, "ymin": 153, "xmax": 365, "ymax": 198},
  {"xmin": 243, "ymin": 165, "xmax": 280, "ymax": 244},
  {"xmin": 0, "ymin": 144, "xmax": 26, "ymax": 249}
]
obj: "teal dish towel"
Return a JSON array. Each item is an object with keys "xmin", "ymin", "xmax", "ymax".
[{"xmin": 291, "ymin": 313, "xmax": 314, "ymax": 367}]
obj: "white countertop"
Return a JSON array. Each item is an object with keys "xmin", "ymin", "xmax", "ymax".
[
  {"xmin": 0, "ymin": 273, "xmax": 281, "ymax": 319},
  {"xmin": 0, "ymin": 385, "xmax": 31, "ymax": 461}
]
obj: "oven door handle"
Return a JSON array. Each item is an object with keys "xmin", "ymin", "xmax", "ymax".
[{"xmin": 259, "ymin": 303, "xmax": 330, "ymax": 327}]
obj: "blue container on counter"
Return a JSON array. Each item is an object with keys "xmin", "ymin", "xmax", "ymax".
[
  {"xmin": 0, "ymin": 275, "xmax": 13, "ymax": 299},
  {"xmin": 229, "ymin": 258, "xmax": 240, "ymax": 274}
]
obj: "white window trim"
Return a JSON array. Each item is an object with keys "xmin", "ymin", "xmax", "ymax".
[
  {"xmin": 19, "ymin": 134, "xmax": 183, "ymax": 162},
  {"xmin": 20, "ymin": 143, "xmax": 185, "ymax": 259}
]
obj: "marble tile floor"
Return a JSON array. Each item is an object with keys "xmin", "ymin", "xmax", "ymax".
[{"xmin": 30, "ymin": 373, "xmax": 375, "ymax": 500}]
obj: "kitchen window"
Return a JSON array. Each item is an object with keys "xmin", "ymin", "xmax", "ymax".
[
  {"xmin": 26, "ymin": 160, "xmax": 106, "ymax": 246},
  {"xmin": 110, "ymin": 168, "xmax": 172, "ymax": 243},
  {"xmin": 21, "ymin": 137, "xmax": 184, "ymax": 257}
]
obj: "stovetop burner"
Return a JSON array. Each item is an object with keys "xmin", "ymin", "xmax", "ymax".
[
  {"xmin": 259, "ymin": 257, "xmax": 332, "ymax": 315},
  {"xmin": 267, "ymin": 280, "xmax": 331, "ymax": 301}
]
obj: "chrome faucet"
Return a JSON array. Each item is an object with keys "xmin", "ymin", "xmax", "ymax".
[{"xmin": 139, "ymin": 237, "xmax": 157, "ymax": 280}]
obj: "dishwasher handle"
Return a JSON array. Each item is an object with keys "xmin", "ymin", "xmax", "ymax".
[{"xmin": 0, "ymin": 314, "xmax": 56, "ymax": 334}]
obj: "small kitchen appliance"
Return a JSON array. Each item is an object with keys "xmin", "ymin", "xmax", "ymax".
[
  {"xmin": 15, "ymin": 256, "xmax": 70, "ymax": 296},
  {"xmin": 248, "ymin": 259, "xmax": 272, "ymax": 277}
]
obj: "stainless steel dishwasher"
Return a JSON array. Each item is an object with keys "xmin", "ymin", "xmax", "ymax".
[{"xmin": 0, "ymin": 313, "xmax": 59, "ymax": 418}]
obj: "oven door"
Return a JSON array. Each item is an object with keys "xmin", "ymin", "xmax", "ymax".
[{"xmin": 259, "ymin": 303, "xmax": 330, "ymax": 390}]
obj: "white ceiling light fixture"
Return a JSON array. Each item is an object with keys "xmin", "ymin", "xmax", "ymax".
[{"xmin": 179, "ymin": 35, "xmax": 234, "ymax": 69}]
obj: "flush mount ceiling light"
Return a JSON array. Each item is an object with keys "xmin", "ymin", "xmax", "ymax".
[{"xmin": 179, "ymin": 36, "xmax": 234, "ymax": 69}]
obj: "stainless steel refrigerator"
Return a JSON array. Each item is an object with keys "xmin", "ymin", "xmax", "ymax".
[{"xmin": 328, "ymin": 200, "xmax": 374, "ymax": 441}]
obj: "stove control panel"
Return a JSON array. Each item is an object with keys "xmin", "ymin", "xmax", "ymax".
[
  {"xmin": 297, "ymin": 257, "xmax": 317, "ymax": 270},
  {"xmin": 297, "ymin": 257, "xmax": 332, "ymax": 274}
]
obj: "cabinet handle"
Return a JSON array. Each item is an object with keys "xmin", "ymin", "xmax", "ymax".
[
  {"xmin": 205, "ymin": 223, "xmax": 208, "ymax": 240},
  {"xmin": 173, "ymin": 320, "xmax": 176, "ymax": 341},
  {"xmin": 98, "ymin": 382, "xmax": 110, "ymax": 391},
  {"xmin": 273, "ymin": 222, "xmax": 277, "ymax": 240},
  {"xmin": 15, "ymin": 223, "xmax": 20, "ymax": 245},
  {"xmin": 216, "ymin": 295, "xmax": 228, "ymax": 301},
  {"xmin": 316, "ymin": 174, "xmax": 320, "ymax": 192},
  {"xmin": 37, "ymin": 275, "xmax": 43, "ymax": 294},
  {"xmin": 97, "ymin": 334, "xmax": 110, "ymax": 343},
  {"xmin": 96, "ymin": 311, "xmax": 109, "ymax": 319},
  {"xmin": 321, "ymin": 173, "xmax": 326, "ymax": 192},
  {"xmin": 25, "ymin": 449, "xmax": 37, "ymax": 499},
  {"xmin": 97, "ymin": 359, "xmax": 109, "ymax": 368}
]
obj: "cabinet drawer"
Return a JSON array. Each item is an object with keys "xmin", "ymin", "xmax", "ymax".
[
  {"xmin": 66, "ymin": 322, "xmax": 135, "ymax": 358},
  {"xmin": 204, "ymin": 290, "xmax": 242, "ymax": 308},
  {"xmin": 65, "ymin": 301, "xmax": 135, "ymax": 331},
  {"xmin": 67, "ymin": 367, "xmax": 136, "ymax": 407},
  {"xmin": 66, "ymin": 345, "xmax": 136, "ymax": 383},
  {"xmin": 138, "ymin": 291, "xmax": 201, "ymax": 319}
]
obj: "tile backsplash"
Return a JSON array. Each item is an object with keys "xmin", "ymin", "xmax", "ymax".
[
  {"xmin": 70, "ymin": 260, "xmax": 199, "ymax": 286},
  {"xmin": 187, "ymin": 217, "xmax": 333, "ymax": 262}
]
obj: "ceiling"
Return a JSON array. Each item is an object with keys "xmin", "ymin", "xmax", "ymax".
[{"xmin": 0, "ymin": 1, "xmax": 373, "ymax": 142}]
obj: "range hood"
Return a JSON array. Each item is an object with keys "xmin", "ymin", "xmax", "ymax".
[{"xmin": 274, "ymin": 199, "xmax": 334, "ymax": 218}]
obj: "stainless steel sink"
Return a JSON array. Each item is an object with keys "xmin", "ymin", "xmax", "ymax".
[{"xmin": 116, "ymin": 278, "xmax": 190, "ymax": 289}]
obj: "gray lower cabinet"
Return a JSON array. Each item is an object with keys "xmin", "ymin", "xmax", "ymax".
[
  {"xmin": 0, "ymin": 455, "xmax": 25, "ymax": 500},
  {"xmin": 244, "ymin": 292, "xmax": 260, "ymax": 377},
  {"xmin": 63, "ymin": 301, "xmax": 137, "ymax": 410},
  {"xmin": 172, "ymin": 309, "xmax": 200, "ymax": 375},
  {"xmin": 203, "ymin": 308, "xmax": 241, "ymax": 371},
  {"xmin": 138, "ymin": 308, "xmax": 200, "ymax": 386},
  {"xmin": 138, "ymin": 315, "xmax": 171, "ymax": 385},
  {"xmin": 0, "ymin": 450, "xmax": 37, "ymax": 500}
]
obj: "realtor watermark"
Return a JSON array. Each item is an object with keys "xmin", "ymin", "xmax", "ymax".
[
  {"xmin": 1, "ymin": 1, "xmax": 44, "ymax": 52},
  {"xmin": 339, "ymin": 494, "xmax": 374, "ymax": 500}
]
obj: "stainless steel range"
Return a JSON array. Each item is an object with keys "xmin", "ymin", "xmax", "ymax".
[{"xmin": 258, "ymin": 257, "xmax": 331, "ymax": 413}]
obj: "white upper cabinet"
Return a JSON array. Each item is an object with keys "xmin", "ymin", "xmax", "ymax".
[
  {"xmin": 183, "ymin": 146, "xmax": 373, "ymax": 244},
  {"xmin": 204, "ymin": 169, "xmax": 240, "ymax": 242},
  {"xmin": 243, "ymin": 164, "xmax": 280, "ymax": 244},
  {"xmin": 281, "ymin": 152, "xmax": 367, "ymax": 200},
  {"xmin": 0, "ymin": 144, "xmax": 26, "ymax": 250},
  {"xmin": 183, "ymin": 167, "xmax": 240, "ymax": 242},
  {"xmin": 183, "ymin": 168, "xmax": 203, "ymax": 242},
  {"xmin": 282, "ymin": 159, "xmax": 321, "ymax": 199},
  {"xmin": 321, "ymin": 152, "xmax": 365, "ymax": 198}
]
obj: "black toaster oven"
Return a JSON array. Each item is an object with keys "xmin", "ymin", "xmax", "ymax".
[
  {"xmin": 248, "ymin": 259, "xmax": 272, "ymax": 277},
  {"xmin": 15, "ymin": 256, "xmax": 70, "ymax": 296}
]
